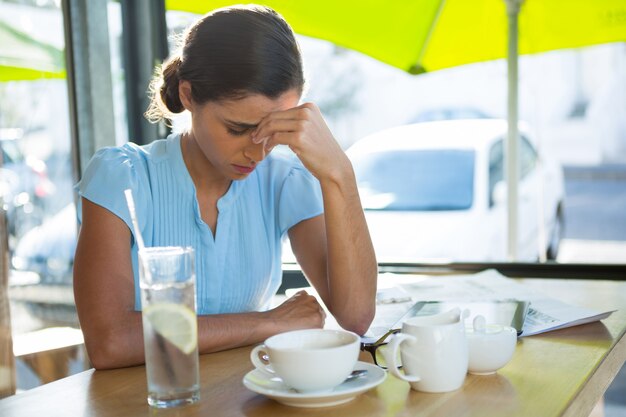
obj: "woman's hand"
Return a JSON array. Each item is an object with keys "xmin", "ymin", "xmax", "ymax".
[
  {"xmin": 264, "ymin": 290, "xmax": 326, "ymax": 332},
  {"xmin": 252, "ymin": 103, "xmax": 351, "ymax": 183}
]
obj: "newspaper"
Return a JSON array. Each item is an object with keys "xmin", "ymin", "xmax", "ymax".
[
  {"xmin": 287, "ymin": 269, "xmax": 615, "ymax": 341},
  {"xmin": 370, "ymin": 269, "xmax": 614, "ymax": 338}
]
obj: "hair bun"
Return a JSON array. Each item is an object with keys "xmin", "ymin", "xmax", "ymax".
[{"xmin": 160, "ymin": 56, "xmax": 184, "ymax": 114}]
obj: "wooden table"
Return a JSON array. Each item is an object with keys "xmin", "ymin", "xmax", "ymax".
[{"xmin": 1, "ymin": 277, "xmax": 625, "ymax": 417}]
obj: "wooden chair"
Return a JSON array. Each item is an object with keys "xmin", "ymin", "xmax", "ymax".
[
  {"xmin": 0, "ymin": 205, "xmax": 16, "ymax": 398},
  {"xmin": 13, "ymin": 327, "xmax": 87, "ymax": 386}
]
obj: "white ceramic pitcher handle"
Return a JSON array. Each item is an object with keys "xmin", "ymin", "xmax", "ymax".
[
  {"xmin": 383, "ymin": 334, "xmax": 420, "ymax": 383},
  {"xmin": 250, "ymin": 344, "xmax": 275, "ymax": 377}
]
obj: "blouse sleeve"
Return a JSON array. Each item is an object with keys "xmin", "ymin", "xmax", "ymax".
[
  {"xmin": 277, "ymin": 163, "xmax": 324, "ymax": 236},
  {"xmin": 76, "ymin": 144, "xmax": 151, "ymax": 238}
]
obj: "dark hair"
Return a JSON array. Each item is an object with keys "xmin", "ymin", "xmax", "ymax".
[{"xmin": 146, "ymin": 5, "xmax": 304, "ymax": 122}]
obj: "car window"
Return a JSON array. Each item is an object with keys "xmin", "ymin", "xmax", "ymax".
[
  {"xmin": 352, "ymin": 149, "xmax": 475, "ymax": 211},
  {"xmin": 489, "ymin": 135, "xmax": 537, "ymax": 205},
  {"xmin": 488, "ymin": 139, "xmax": 504, "ymax": 206},
  {"xmin": 519, "ymin": 136, "xmax": 537, "ymax": 179}
]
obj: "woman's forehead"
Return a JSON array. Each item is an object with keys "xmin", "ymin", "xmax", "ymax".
[{"xmin": 210, "ymin": 89, "xmax": 301, "ymax": 124}]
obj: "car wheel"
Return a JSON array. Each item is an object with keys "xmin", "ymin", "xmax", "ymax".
[{"xmin": 547, "ymin": 204, "xmax": 564, "ymax": 260}]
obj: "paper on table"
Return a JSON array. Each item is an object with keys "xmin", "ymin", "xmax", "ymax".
[
  {"xmin": 285, "ymin": 269, "xmax": 614, "ymax": 341},
  {"xmin": 387, "ymin": 269, "xmax": 615, "ymax": 337}
]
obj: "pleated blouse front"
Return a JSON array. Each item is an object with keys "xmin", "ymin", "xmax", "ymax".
[{"xmin": 77, "ymin": 133, "xmax": 323, "ymax": 314}]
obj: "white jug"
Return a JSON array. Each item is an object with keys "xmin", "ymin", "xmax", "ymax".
[{"xmin": 383, "ymin": 308, "xmax": 468, "ymax": 393}]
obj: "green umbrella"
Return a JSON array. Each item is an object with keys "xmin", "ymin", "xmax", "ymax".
[
  {"xmin": 165, "ymin": 0, "xmax": 626, "ymax": 259},
  {"xmin": 0, "ymin": 20, "xmax": 65, "ymax": 82},
  {"xmin": 166, "ymin": 0, "xmax": 625, "ymax": 74}
]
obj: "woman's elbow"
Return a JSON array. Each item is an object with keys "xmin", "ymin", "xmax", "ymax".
[
  {"xmin": 336, "ymin": 306, "xmax": 375, "ymax": 336},
  {"xmin": 84, "ymin": 331, "xmax": 141, "ymax": 370},
  {"xmin": 85, "ymin": 341, "xmax": 120, "ymax": 370},
  {"xmin": 88, "ymin": 351, "xmax": 117, "ymax": 371}
]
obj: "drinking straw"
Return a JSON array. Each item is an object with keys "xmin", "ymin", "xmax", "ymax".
[
  {"xmin": 124, "ymin": 190, "xmax": 176, "ymax": 382},
  {"xmin": 124, "ymin": 188, "xmax": 155, "ymax": 286},
  {"xmin": 124, "ymin": 189, "xmax": 146, "ymax": 252}
]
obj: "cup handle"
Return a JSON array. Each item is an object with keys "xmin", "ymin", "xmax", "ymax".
[
  {"xmin": 250, "ymin": 344, "xmax": 275, "ymax": 377},
  {"xmin": 383, "ymin": 334, "xmax": 421, "ymax": 383}
]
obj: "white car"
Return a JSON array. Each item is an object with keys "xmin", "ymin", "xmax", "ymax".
[{"xmin": 346, "ymin": 119, "xmax": 565, "ymax": 262}]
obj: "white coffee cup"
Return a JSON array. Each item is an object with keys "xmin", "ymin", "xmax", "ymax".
[
  {"xmin": 382, "ymin": 308, "xmax": 469, "ymax": 393},
  {"xmin": 250, "ymin": 329, "xmax": 360, "ymax": 393}
]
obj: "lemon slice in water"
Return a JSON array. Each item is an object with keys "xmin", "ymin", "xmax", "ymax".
[{"xmin": 143, "ymin": 303, "xmax": 198, "ymax": 354}]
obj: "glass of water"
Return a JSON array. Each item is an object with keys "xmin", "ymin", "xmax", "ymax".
[{"xmin": 139, "ymin": 246, "xmax": 200, "ymax": 408}]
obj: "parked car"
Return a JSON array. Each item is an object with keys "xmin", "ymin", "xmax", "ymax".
[
  {"xmin": 12, "ymin": 203, "xmax": 77, "ymax": 285},
  {"xmin": 1, "ymin": 128, "xmax": 55, "ymax": 243},
  {"xmin": 346, "ymin": 119, "xmax": 565, "ymax": 262}
]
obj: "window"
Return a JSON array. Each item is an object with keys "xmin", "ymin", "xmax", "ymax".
[
  {"xmin": 163, "ymin": 7, "xmax": 625, "ymax": 266},
  {"xmin": 0, "ymin": 0, "xmax": 126, "ymax": 392},
  {"xmin": 353, "ymin": 149, "xmax": 475, "ymax": 211},
  {"xmin": 488, "ymin": 139, "xmax": 504, "ymax": 207},
  {"xmin": 519, "ymin": 136, "xmax": 537, "ymax": 179}
]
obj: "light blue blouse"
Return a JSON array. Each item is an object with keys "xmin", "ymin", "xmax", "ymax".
[{"xmin": 77, "ymin": 133, "xmax": 323, "ymax": 314}]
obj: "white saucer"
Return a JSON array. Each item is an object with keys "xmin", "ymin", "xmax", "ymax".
[{"xmin": 242, "ymin": 361, "xmax": 386, "ymax": 408}]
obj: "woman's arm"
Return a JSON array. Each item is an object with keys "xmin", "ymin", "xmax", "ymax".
[
  {"xmin": 254, "ymin": 103, "xmax": 378, "ymax": 335},
  {"xmin": 288, "ymin": 172, "xmax": 377, "ymax": 335},
  {"xmin": 74, "ymin": 198, "xmax": 325, "ymax": 369}
]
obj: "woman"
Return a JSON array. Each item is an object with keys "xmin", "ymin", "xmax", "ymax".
[{"xmin": 73, "ymin": 4, "xmax": 377, "ymax": 370}]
